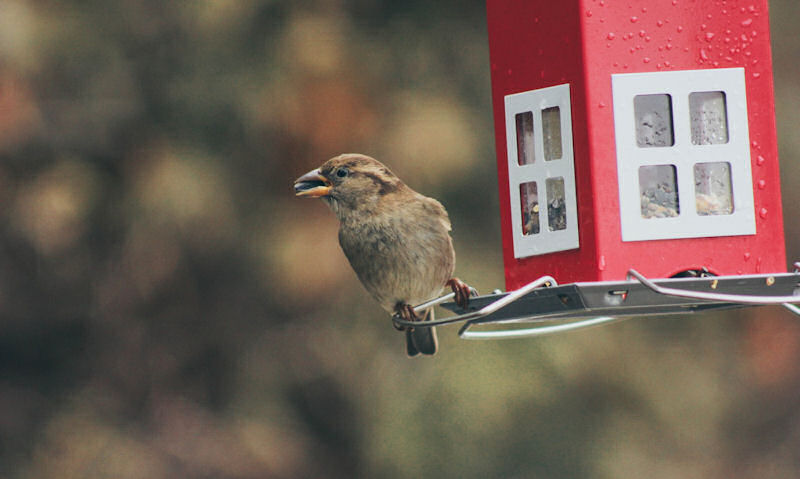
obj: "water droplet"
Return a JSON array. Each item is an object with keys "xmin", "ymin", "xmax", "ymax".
[
  {"xmin": 666, "ymin": 43, "xmax": 673, "ymax": 50},
  {"xmin": 705, "ymin": 32, "xmax": 715, "ymax": 42},
  {"xmin": 643, "ymin": 57, "xmax": 651, "ymax": 63},
  {"xmin": 657, "ymin": 20, "xmax": 664, "ymax": 27},
  {"xmin": 672, "ymin": 0, "xmax": 678, "ymax": 5},
  {"xmin": 507, "ymin": 68, "xmax": 513, "ymax": 76},
  {"xmin": 639, "ymin": 30, "xmax": 647, "ymax": 37},
  {"xmin": 759, "ymin": 207, "xmax": 768, "ymax": 219},
  {"xmin": 701, "ymin": 23, "xmax": 707, "ymax": 31},
  {"xmin": 630, "ymin": 16, "xmax": 639, "ymax": 23},
  {"xmin": 599, "ymin": 255, "xmax": 607, "ymax": 271},
  {"xmin": 740, "ymin": 34, "xmax": 748, "ymax": 42},
  {"xmin": 629, "ymin": 47, "xmax": 636, "ymax": 53},
  {"xmin": 599, "ymin": 0, "xmax": 605, "ymax": 6},
  {"xmin": 645, "ymin": 36, "xmax": 651, "ymax": 42},
  {"xmin": 756, "ymin": 155, "xmax": 766, "ymax": 166},
  {"xmin": 491, "ymin": 63, "xmax": 498, "ymax": 71},
  {"xmin": 752, "ymin": 140, "xmax": 759, "ymax": 148},
  {"xmin": 757, "ymin": 179, "xmax": 766, "ymax": 189},
  {"xmin": 700, "ymin": 48, "xmax": 709, "ymax": 60},
  {"xmin": 741, "ymin": 18, "xmax": 753, "ymax": 26},
  {"xmin": 748, "ymin": 5, "xmax": 757, "ymax": 12},
  {"xmin": 756, "ymin": 257, "xmax": 762, "ymax": 273},
  {"xmin": 642, "ymin": 7, "xmax": 648, "ymax": 13},
  {"xmin": 607, "ymin": 32, "xmax": 616, "ymax": 40},
  {"xmin": 752, "ymin": 71, "xmax": 761, "ymax": 79},
  {"xmin": 598, "ymin": 101, "xmax": 607, "ymax": 108},
  {"xmin": 677, "ymin": 25, "xmax": 684, "ymax": 33},
  {"xmin": 750, "ymin": 30, "xmax": 757, "ymax": 37},
  {"xmin": 586, "ymin": 9, "xmax": 593, "ymax": 17},
  {"xmin": 664, "ymin": 60, "xmax": 671, "ymax": 67},
  {"xmin": 744, "ymin": 252, "xmax": 751, "ymax": 261}
]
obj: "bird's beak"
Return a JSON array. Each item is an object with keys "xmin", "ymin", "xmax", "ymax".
[{"xmin": 294, "ymin": 168, "xmax": 332, "ymax": 197}]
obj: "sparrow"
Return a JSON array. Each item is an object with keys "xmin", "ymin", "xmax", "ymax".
[{"xmin": 293, "ymin": 153, "xmax": 472, "ymax": 356}]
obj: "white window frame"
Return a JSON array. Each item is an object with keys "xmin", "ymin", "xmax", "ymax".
[
  {"xmin": 505, "ymin": 84, "xmax": 579, "ymax": 258},
  {"xmin": 612, "ymin": 68, "xmax": 756, "ymax": 242}
]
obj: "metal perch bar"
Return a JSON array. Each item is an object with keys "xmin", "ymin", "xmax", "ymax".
[{"xmin": 391, "ymin": 265, "xmax": 800, "ymax": 340}]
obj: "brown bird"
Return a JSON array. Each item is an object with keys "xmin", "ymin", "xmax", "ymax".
[{"xmin": 293, "ymin": 153, "xmax": 472, "ymax": 356}]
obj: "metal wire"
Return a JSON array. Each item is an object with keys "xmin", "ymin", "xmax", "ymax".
[
  {"xmin": 783, "ymin": 303, "xmax": 800, "ymax": 317},
  {"xmin": 626, "ymin": 269, "xmax": 800, "ymax": 304},
  {"xmin": 391, "ymin": 275, "xmax": 557, "ymax": 329},
  {"xmin": 458, "ymin": 315, "xmax": 625, "ymax": 339}
]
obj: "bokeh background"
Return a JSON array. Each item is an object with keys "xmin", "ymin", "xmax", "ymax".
[{"xmin": 0, "ymin": 0, "xmax": 798, "ymax": 477}]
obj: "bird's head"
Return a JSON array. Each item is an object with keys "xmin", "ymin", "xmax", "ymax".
[{"xmin": 294, "ymin": 154, "xmax": 405, "ymax": 218}]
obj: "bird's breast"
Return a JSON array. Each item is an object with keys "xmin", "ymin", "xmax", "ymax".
[{"xmin": 338, "ymin": 214, "xmax": 455, "ymax": 311}]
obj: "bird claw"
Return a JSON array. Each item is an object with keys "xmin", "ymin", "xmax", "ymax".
[
  {"xmin": 393, "ymin": 303, "xmax": 419, "ymax": 331},
  {"xmin": 446, "ymin": 277, "xmax": 475, "ymax": 310}
]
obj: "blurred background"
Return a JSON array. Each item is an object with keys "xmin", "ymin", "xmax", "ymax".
[{"xmin": 0, "ymin": 0, "xmax": 798, "ymax": 477}]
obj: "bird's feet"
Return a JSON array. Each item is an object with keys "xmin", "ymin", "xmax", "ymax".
[
  {"xmin": 446, "ymin": 277, "xmax": 475, "ymax": 310},
  {"xmin": 393, "ymin": 303, "xmax": 419, "ymax": 331}
]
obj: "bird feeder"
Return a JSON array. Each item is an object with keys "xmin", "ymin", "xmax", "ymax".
[
  {"xmin": 489, "ymin": 0, "xmax": 785, "ymax": 289},
  {"xmin": 393, "ymin": 0, "xmax": 800, "ymax": 338}
]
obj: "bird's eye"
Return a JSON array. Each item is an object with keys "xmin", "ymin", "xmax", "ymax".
[{"xmin": 336, "ymin": 167, "xmax": 349, "ymax": 178}]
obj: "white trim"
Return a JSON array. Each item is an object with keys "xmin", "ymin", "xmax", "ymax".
[
  {"xmin": 612, "ymin": 68, "xmax": 756, "ymax": 241},
  {"xmin": 505, "ymin": 84, "xmax": 579, "ymax": 258}
]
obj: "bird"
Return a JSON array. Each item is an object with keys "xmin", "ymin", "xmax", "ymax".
[{"xmin": 293, "ymin": 153, "xmax": 473, "ymax": 356}]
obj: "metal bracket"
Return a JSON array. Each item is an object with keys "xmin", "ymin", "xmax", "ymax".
[{"xmin": 392, "ymin": 264, "xmax": 800, "ymax": 340}]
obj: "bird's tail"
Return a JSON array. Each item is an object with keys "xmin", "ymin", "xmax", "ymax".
[{"xmin": 406, "ymin": 308, "xmax": 438, "ymax": 356}]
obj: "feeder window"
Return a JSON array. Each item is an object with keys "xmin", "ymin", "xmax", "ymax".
[
  {"xmin": 639, "ymin": 165, "xmax": 679, "ymax": 218},
  {"xmin": 505, "ymin": 84, "xmax": 578, "ymax": 258},
  {"xmin": 634, "ymin": 94, "xmax": 674, "ymax": 148},
  {"xmin": 542, "ymin": 107, "xmax": 563, "ymax": 160},
  {"xmin": 515, "ymin": 112, "xmax": 535, "ymax": 165},
  {"xmin": 690, "ymin": 91, "xmax": 729, "ymax": 145},
  {"xmin": 612, "ymin": 68, "xmax": 755, "ymax": 241},
  {"xmin": 520, "ymin": 182, "xmax": 540, "ymax": 235},
  {"xmin": 546, "ymin": 177, "xmax": 567, "ymax": 230},
  {"xmin": 694, "ymin": 162, "xmax": 733, "ymax": 215}
]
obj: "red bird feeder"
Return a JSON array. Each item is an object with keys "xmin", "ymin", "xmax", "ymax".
[
  {"xmin": 488, "ymin": 0, "xmax": 785, "ymax": 289},
  {"xmin": 395, "ymin": 0, "xmax": 799, "ymax": 339}
]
